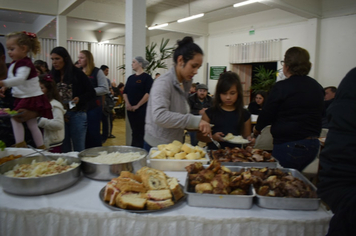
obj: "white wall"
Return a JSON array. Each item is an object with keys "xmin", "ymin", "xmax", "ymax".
[
  {"xmin": 318, "ymin": 14, "xmax": 356, "ymax": 87},
  {"xmin": 205, "ymin": 9, "xmax": 356, "ymax": 93}
]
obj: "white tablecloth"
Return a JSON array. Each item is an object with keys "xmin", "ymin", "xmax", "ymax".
[{"xmin": 0, "ymin": 169, "xmax": 332, "ymax": 236}]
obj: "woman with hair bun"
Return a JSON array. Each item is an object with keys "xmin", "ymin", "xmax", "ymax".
[
  {"xmin": 123, "ymin": 56, "xmax": 153, "ymax": 148},
  {"xmin": 254, "ymin": 47, "xmax": 324, "ymax": 171},
  {"xmin": 144, "ymin": 36, "xmax": 211, "ymax": 151}
]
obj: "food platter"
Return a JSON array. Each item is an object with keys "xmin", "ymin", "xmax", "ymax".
[{"xmin": 99, "ymin": 185, "xmax": 187, "ymax": 213}]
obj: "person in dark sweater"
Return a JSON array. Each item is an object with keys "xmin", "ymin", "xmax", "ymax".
[
  {"xmin": 248, "ymin": 90, "xmax": 267, "ymax": 115},
  {"xmin": 123, "ymin": 56, "xmax": 153, "ymax": 148},
  {"xmin": 254, "ymin": 47, "xmax": 324, "ymax": 171},
  {"xmin": 317, "ymin": 68, "xmax": 356, "ymax": 236},
  {"xmin": 50, "ymin": 47, "xmax": 96, "ymax": 152},
  {"xmin": 322, "ymin": 86, "xmax": 337, "ymax": 128}
]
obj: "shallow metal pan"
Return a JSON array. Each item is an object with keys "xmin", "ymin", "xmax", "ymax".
[
  {"xmin": 184, "ymin": 166, "xmax": 254, "ymax": 209},
  {"xmin": 0, "ymin": 154, "xmax": 81, "ymax": 195},
  {"xmin": 78, "ymin": 146, "xmax": 147, "ymax": 181},
  {"xmin": 253, "ymin": 168, "xmax": 320, "ymax": 210}
]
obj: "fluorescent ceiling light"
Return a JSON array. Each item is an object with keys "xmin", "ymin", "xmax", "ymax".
[
  {"xmin": 177, "ymin": 13, "xmax": 204, "ymax": 23},
  {"xmin": 233, "ymin": 0, "xmax": 259, "ymax": 8},
  {"xmin": 148, "ymin": 23, "xmax": 168, "ymax": 30},
  {"xmin": 98, "ymin": 40, "xmax": 109, "ymax": 44}
]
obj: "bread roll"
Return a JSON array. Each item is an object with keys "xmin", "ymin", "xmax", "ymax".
[
  {"xmin": 185, "ymin": 152, "xmax": 200, "ymax": 160},
  {"xmin": 157, "ymin": 144, "xmax": 167, "ymax": 151},
  {"xmin": 151, "ymin": 150, "xmax": 166, "ymax": 159},
  {"xmin": 171, "ymin": 140, "xmax": 183, "ymax": 148},
  {"xmin": 165, "ymin": 143, "xmax": 181, "ymax": 154},
  {"xmin": 181, "ymin": 143, "xmax": 195, "ymax": 154},
  {"xmin": 174, "ymin": 152, "xmax": 186, "ymax": 160}
]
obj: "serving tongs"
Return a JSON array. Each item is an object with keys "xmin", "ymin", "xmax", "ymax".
[
  {"xmin": 24, "ymin": 145, "xmax": 51, "ymax": 160},
  {"xmin": 207, "ymin": 134, "xmax": 222, "ymax": 149}
]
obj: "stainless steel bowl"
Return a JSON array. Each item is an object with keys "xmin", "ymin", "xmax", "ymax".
[
  {"xmin": 78, "ymin": 146, "xmax": 147, "ymax": 181},
  {"xmin": 0, "ymin": 155, "xmax": 81, "ymax": 195}
]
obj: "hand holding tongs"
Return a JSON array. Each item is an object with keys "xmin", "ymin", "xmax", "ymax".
[{"xmin": 207, "ymin": 134, "xmax": 221, "ymax": 149}]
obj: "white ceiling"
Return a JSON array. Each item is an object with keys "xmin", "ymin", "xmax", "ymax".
[{"xmin": 0, "ymin": 0, "xmax": 355, "ymax": 41}]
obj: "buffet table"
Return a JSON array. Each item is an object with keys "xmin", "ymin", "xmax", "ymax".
[{"xmin": 0, "ymin": 170, "xmax": 332, "ymax": 236}]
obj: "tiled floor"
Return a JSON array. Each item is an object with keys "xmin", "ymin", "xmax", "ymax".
[{"xmin": 102, "ymin": 118, "xmax": 126, "ymax": 146}]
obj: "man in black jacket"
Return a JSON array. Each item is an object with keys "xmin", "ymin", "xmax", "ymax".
[
  {"xmin": 188, "ymin": 84, "xmax": 213, "ymax": 115},
  {"xmin": 188, "ymin": 84, "xmax": 213, "ymax": 145},
  {"xmin": 317, "ymin": 68, "xmax": 356, "ymax": 236}
]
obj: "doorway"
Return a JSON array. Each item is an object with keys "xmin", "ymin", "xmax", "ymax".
[{"xmin": 231, "ymin": 62, "xmax": 277, "ymax": 105}]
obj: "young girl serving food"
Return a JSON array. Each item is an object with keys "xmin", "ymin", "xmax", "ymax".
[
  {"xmin": 200, "ymin": 71, "xmax": 253, "ymax": 150},
  {"xmin": 0, "ymin": 31, "xmax": 52, "ymax": 149}
]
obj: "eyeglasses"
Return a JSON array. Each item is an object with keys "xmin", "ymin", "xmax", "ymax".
[{"xmin": 280, "ymin": 61, "xmax": 285, "ymax": 66}]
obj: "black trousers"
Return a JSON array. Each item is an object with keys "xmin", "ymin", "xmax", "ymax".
[
  {"xmin": 127, "ymin": 105, "xmax": 146, "ymax": 148},
  {"xmin": 325, "ymin": 187, "xmax": 356, "ymax": 236}
]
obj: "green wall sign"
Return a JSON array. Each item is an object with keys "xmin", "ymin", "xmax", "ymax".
[{"xmin": 210, "ymin": 66, "xmax": 226, "ymax": 80}]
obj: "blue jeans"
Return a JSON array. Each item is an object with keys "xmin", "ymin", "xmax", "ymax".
[
  {"xmin": 62, "ymin": 111, "xmax": 87, "ymax": 153},
  {"xmin": 272, "ymin": 139, "xmax": 320, "ymax": 171},
  {"xmin": 86, "ymin": 106, "xmax": 103, "ymax": 148}
]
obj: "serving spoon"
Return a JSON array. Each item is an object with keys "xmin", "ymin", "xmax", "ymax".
[{"xmin": 207, "ymin": 134, "xmax": 222, "ymax": 149}]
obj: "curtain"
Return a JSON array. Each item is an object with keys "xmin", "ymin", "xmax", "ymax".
[
  {"xmin": 67, "ymin": 41, "xmax": 89, "ymax": 64},
  {"xmin": 91, "ymin": 43, "xmax": 125, "ymax": 85},
  {"xmin": 33, "ymin": 39, "xmax": 89, "ymax": 71},
  {"xmin": 229, "ymin": 39, "xmax": 282, "ymax": 63},
  {"xmin": 33, "ymin": 38, "xmax": 56, "ymax": 69}
]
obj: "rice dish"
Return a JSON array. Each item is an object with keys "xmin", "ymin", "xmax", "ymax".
[
  {"xmin": 82, "ymin": 151, "xmax": 145, "ymax": 164},
  {"xmin": 4, "ymin": 158, "xmax": 79, "ymax": 178}
]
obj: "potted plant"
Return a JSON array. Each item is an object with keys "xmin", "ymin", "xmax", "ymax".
[
  {"xmin": 250, "ymin": 66, "xmax": 277, "ymax": 93},
  {"xmin": 118, "ymin": 38, "xmax": 174, "ymax": 76}
]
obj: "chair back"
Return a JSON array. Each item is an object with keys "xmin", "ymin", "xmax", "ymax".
[{"xmin": 254, "ymin": 125, "xmax": 273, "ymax": 151}]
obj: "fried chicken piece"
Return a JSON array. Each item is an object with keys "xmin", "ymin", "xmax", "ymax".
[
  {"xmin": 212, "ymin": 187, "xmax": 230, "ymax": 195},
  {"xmin": 185, "ymin": 162, "xmax": 204, "ymax": 174},
  {"xmin": 245, "ymin": 146, "xmax": 253, "ymax": 153},
  {"xmin": 211, "ymin": 174, "xmax": 230, "ymax": 189},
  {"xmin": 195, "ymin": 169, "xmax": 215, "ymax": 182},
  {"xmin": 232, "ymin": 157, "xmax": 247, "ymax": 162},
  {"xmin": 230, "ymin": 188, "xmax": 247, "ymax": 195},
  {"xmin": 284, "ymin": 183, "xmax": 300, "ymax": 197},
  {"xmin": 262, "ymin": 151, "xmax": 272, "ymax": 160},
  {"xmin": 206, "ymin": 160, "xmax": 221, "ymax": 172},
  {"xmin": 252, "ymin": 153, "xmax": 264, "ymax": 162},
  {"xmin": 258, "ymin": 186, "xmax": 269, "ymax": 196},
  {"xmin": 195, "ymin": 183, "xmax": 213, "ymax": 194},
  {"xmin": 229, "ymin": 175, "xmax": 242, "ymax": 187}
]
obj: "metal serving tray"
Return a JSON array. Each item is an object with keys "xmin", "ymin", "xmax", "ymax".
[
  {"xmin": 253, "ymin": 168, "xmax": 320, "ymax": 210},
  {"xmin": 184, "ymin": 166, "xmax": 254, "ymax": 209}
]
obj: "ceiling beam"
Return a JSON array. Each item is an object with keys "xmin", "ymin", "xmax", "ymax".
[
  {"xmin": 32, "ymin": 15, "xmax": 56, "ymax": 34},
  {"xmin": 67, "ymin": 1, "xmax": 125, "ymax": 24},
  {"xmin": 261, "ymin": 0, "xmax": 322, "ymax": 19},
  {"xmin": 58, "ymin": 0, "xmax": 86, "ymax": 15}
]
